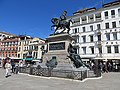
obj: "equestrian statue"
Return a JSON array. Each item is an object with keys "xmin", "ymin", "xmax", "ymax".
[{"xmin": 51, "ymin": 11, "xmax": 73, "ymax": 34}]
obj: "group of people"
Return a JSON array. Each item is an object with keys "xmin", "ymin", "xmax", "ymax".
[
  {"xmin": 98, "ymin": 61, "xmax": 116, "ymax": 73},
  {"xmin": 4, "ymin": 59, "xmax": 24, "ymax": 78},
  {"xmin": 90, "ymin": 60, "xmax": 118, "ymax": 73}
]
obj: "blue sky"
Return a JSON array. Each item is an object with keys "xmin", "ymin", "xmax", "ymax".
[{"xmin": 0, "ymin": 0, "xmax": 114, "ymax": 39}]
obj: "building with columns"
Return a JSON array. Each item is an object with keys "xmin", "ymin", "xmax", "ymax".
[{"xmin": 68, "ymin": 0, "xmax": 120, "ymax": 63}]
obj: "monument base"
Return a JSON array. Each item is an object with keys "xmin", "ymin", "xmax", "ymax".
[
  {"xmin": 43, "ymin": 33, "xmax": 73, "ymax": 65},
  {"xmin": 41, "ymin": 33, "xmax": 89, "ymax": 79}
]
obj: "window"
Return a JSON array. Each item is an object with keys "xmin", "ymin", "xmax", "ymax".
[
  {"xmin": 105, "ymin": 11, "xmax": 108, "ymax": 19},
  {"xmin": 15, "ymin": 42, "xmax": 18, "ymax": 45},
  {"xmin": 106, "ymin": 33, "xmax": 110, "ymax": 40},
  {"xmin": 114, "ymin": 45, "xmax": 119, "ymax": 53},
  {"xmin": 90, "ymin": 47, "xmax": 94, "ymax": 54},
  {"xmin": 82, "ymin": 36, "xmax": 86, "ymax": 43},
  {"xmin": 113, "ymin": 32, "xmax": 117, "ymax": 40},
  {"xmin": 1, "ymin": 54, "xmax": 3, "ymax": 57},
  {"xmin": 107, "ymin": 46, "xmax": 111, "ymax": 53},
  {"xmin": 97, "ymin": 35, "xmax": 101, "ymax": 41},
  {"xmin": 82, "ymin": 27, "xmax": 86, "ymax": 32},
  {"xmin": 25, "ymin": 47, "xmax": 26, "ymax": 50},
  {"xmin": 118, "ymin": 9, "xmax": 120, "ymax": 17},
  {"xmin": 82, "ymin": 16, "xmax": 87, "ymax": 23},
  {"xmin": 19, "ymin": 47, "xmax": 21, "ymax": 51},
  {"xmin": 12, "ymin": 54, "xmax": 14, "ymax": 57},
  {"xmin": 90, "ymin": 35, "xmax": 93, "ymax": 42},
  {"xmin": 82, "ymin": 47, "xmax": 86, "ymax": 54},
  {"xmin": 6, "ymin": 54, "xmax": 9, "ymax": 57},
  {"xmin": 90, "ymin": 25, "xmax": 93, "ymax": 31},
  {"xmin": 112, "ymin": 22, "xmax": 116, "ymax": 28},
  {"xmin": 23, "ymin": 54, "xmax": 26, "ymax": 59},
  {"xmin": 111, "ymin": 10, "xmax": 115, "ymax": 18},
  {"xmin": 18, "ymin": 54, "xmax": 20, "ymax": 58},
  {"xmin": 34, "ymin": 46, "xmax": 38, "ymax": 50},
  {"xmin": 97, "ymin": 24, "xmax": 101, "ymax": 30},
  {"xmin": 98, "ymin": 47, "xmax": 102, "ymax": 54},
  {"xmin": 72, "ymin": 36, "xmax": 77, "ymax": 43},
  {"xmin": 105, "ymin": 23, "xmax": 109, "ymax": 29},
  {"xmin": 76, "ymin": 36, "xmax": 79, "ymax": 43},
  {"xmin": 19, "ymin": 42, "xmax": 21, "ymax": 45},
  {"xmin": 74, "ymin": 28, "xmax": 78, "ymax": 33},
  {"xmin": 73, "ymin": 28, "xmax": 79, "ymax": 33}
]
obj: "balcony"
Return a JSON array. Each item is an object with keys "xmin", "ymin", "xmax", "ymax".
[
  {"xmin": 95, "ymin": 29, "xmax": 101, "ymax": 35},
  {"xmin": 96, "ymin": 53, "xmax": 102, "ymax": 58},
  {"xmin": 95, "ymin": 13, "xmax": 101, "ymax": 21},
  {"xmin": 88, "ymin": 19, "xmax": 94, "ymax": 23},
  {"xmin": 96, "ymin": 17, "xmax": 101, "ymax": 21},
  {"xmin": 95, "ymin": 41, "xmax": 102, "ymax": 47},
  {"xmin": 105, "ymin": 16, "xmax": 108, "ymax": 19},
  {"xmin": 72, "ymin": 22, "xmax": 80, "ymax": 27},
  {"xmin": 82, "ymin": 20, "xmax": 87, "ymax": 24},
  {"xmin": 111, "ymin": 15, "xmax": 115, "ymax": 18},
  {"xmin": 88, "ymin": 15, "xmax": 94, "ymax": 23}
]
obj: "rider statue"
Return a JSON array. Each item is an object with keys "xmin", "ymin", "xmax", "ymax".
[
  {"xmin": 51, "ymin": 10, "xmax": 72, "ymax": 34},
  {"xmin": 60, "ymin": 10, "xmax": 67, "ymax": 28},
  {"xmin": 60, "ymin": 11, "xmax": 67, "ymax": 21}
]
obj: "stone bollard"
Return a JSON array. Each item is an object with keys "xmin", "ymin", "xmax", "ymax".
[{"xmin": 29, "ymin": 66, "xmax": 33, "ymax": 75}]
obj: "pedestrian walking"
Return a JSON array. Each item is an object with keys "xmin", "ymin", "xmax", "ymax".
[
  {"xmin": 5, "ymin": 60, "xmax": 12, "ymax": 78},
  {"xmin": 108, "ymin": 62, "xmax": 112, "ymax": 72}
]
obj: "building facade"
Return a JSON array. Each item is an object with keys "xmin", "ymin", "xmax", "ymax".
[
  {"xmin": 17, "ymin": 36, "xmax": 45, "ymax": 60},
  {"xmin": 17, "ymin": 35, "xmax": 32, "ymax": 59},
  {"xmin": 68, "ymin": 1, "xmax": 120, "ymax": 63},
  {"xmin": 27, "ymin": 37, "xmax": 45, "ymax": 60},
  {"xmin": 0, "ymin": 36, "xmax": 19, "ymax": 59}
]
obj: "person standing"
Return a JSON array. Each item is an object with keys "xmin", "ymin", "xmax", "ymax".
[
  {"xmin": 5, "ymin": 60, "xmax": 11, "ymax": 78},
  {"xmin": 11, "ymin": 61, "xmax": 15, "ymax": 73},
  {"xmin": 15, "ymin": 62, "xmax": 19, "ymax": 74}
]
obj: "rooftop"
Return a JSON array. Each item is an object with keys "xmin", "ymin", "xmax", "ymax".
[
  {"xmin": 0, "ymin": 31, "xmax": 16, "ymax": 36},
  {"xmin": 73, "ymin": 0, "xmax": 120, "ymax": 16}
]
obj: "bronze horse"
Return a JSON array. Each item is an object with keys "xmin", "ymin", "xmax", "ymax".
[{"xmin": 51, "ymin": 18, "xmax": 73, "ymax": 34}]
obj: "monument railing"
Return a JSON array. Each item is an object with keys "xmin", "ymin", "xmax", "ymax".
[{"xmin": 19, "ymin": 66, "xmax": 101, "ymax": 81}]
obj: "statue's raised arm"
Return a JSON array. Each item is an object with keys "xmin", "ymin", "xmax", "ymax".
[{"xmin": 60, "ymin": 10, "xmax": 67, "ymax": 21}]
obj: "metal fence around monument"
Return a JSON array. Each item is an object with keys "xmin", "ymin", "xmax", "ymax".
[{"xmin": 19, "ymin": 66, "xmax": 101, "ymax": 81}]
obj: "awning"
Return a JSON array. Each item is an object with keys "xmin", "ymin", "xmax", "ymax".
[
  {"xmin": 9, "ymin": 57, "xmax": 21, "ymax": 59},
  {"xmin": 32, "ymin": 59, "xmax": 40, "ymax": 62},
  {"xmin": 23, "ymin": 58, "xmax": 35, "ymax": 61},
  {"xmin": 93, "ymin": 57, "xmax": 120, "ymax": 60},
  {"xmin": 93, "ymin": 57, "xmax": 105, "ymax": 60}
]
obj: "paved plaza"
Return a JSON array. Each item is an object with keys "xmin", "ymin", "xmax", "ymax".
[{"xmin": 0, "ymin": 68, "xmax": 120, "ymax": 90}]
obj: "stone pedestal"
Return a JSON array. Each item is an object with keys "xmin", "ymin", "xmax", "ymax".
[{"xmin": 42, "ymin": 33, "xmax": 74, "ymax": 70}]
